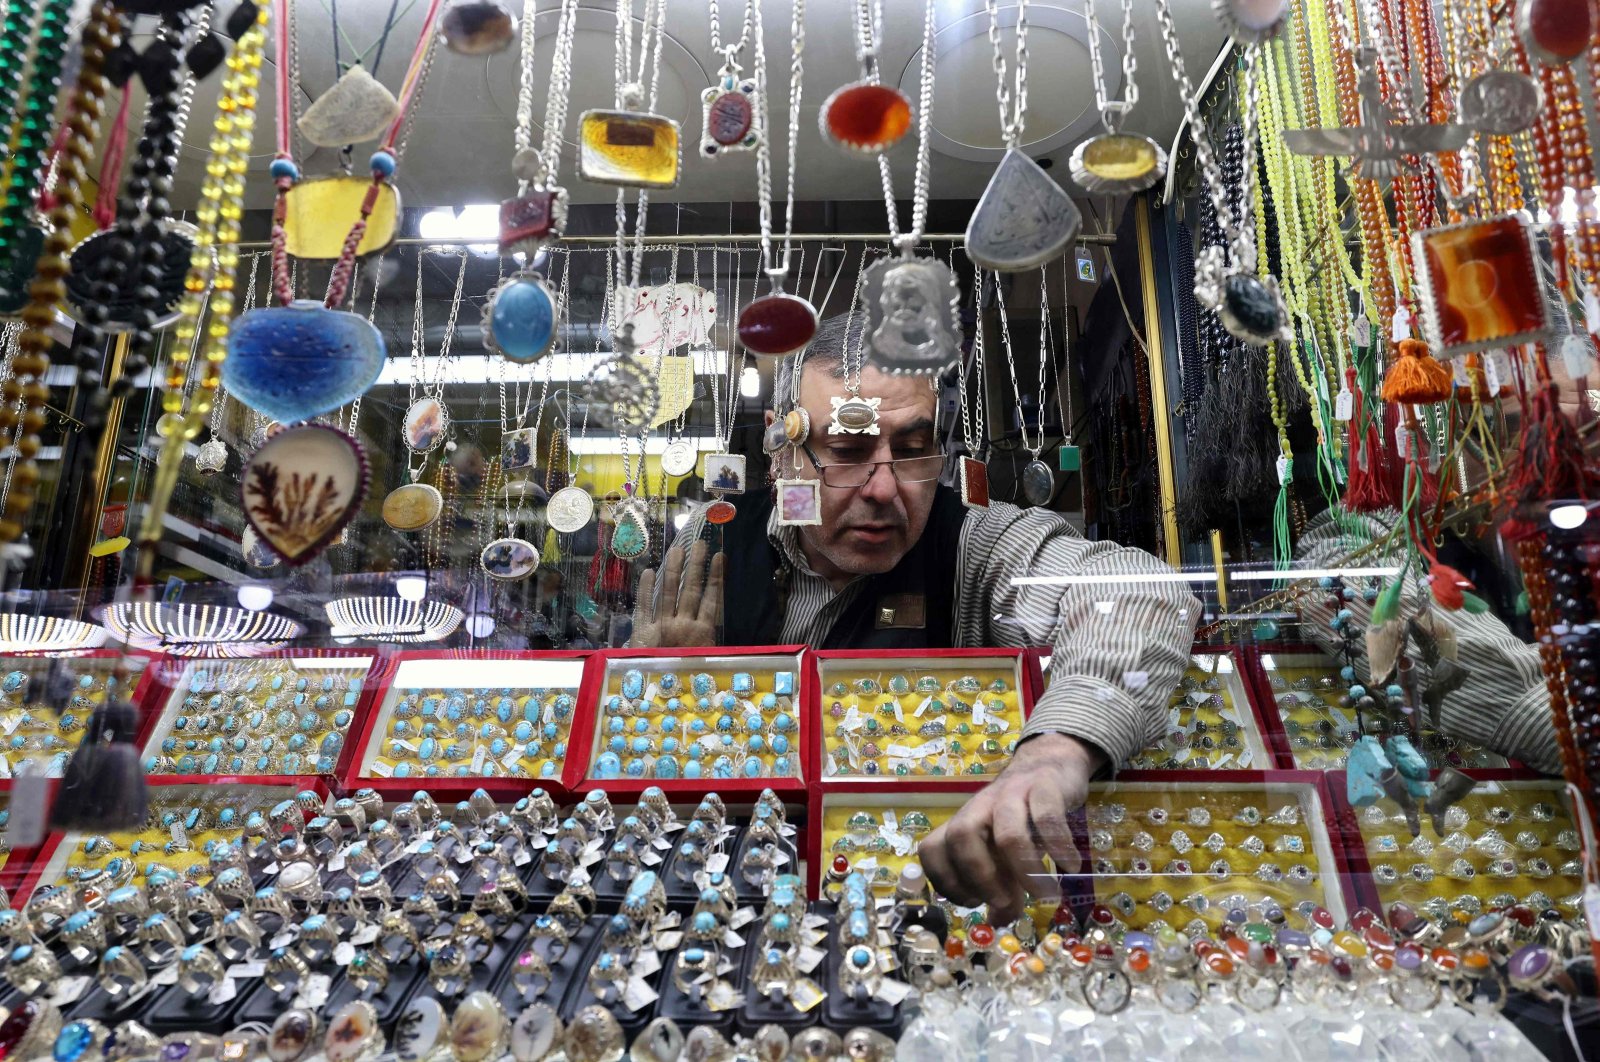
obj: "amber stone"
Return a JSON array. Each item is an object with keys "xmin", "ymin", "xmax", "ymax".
[
  {"xmin": 578, "ymin": 110, "xmax": 680, "ymax": 189},
  {"xmin": 820, "ymin": 82, "xmax": 912, "ymax": 154},
  {"xmin": 737, "ymin": 293, "xmax": 818, "ymax": 356},
  {"xmin": 1522, "ymin": 0, "xmax": 1593, "ymax": 62},
  {"xmin": 1079, "ymin": 134, "xmax": 1159, "ymax": 183},
  {"xmin": 705, "ymin": 500, "xmax": 737, "ymax": 525},
  {"xmin": 1417, "ymin": 215, "xmax": 1544, "ymax": 353},
  {"xmin": 440, "ymin": 0, "xmax": 515, "ymax": 55}
]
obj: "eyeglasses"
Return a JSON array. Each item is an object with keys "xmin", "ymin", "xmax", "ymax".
[{"xmin": 800, "ymin": 443, "xmax": 945, "ymax": 488}]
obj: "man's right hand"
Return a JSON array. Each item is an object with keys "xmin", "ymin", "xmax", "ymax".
[{"xmin": 631, "ymin": 541, "xmax": 725, "ymax": 648}]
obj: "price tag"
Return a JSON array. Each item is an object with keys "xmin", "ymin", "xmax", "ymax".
[
  {"xmin": 455, "ymin": 845, "xmax": 475, "ymax": 865},
  {"xmin": 227, "ymin": 961, "xmax": 266, "ymax": 980},
  {"xmin": 877, "ymin": 979, "xmax": 913, "ymax": 1005},
  {"xmin": 333, "ymin": 941, "xmax": 356, "ymax": 966},
  {"xmin": 514, "ymin": 848, "xmax": 533, "ymax": 867},
  {"xmin": 634, "ymin": 950, "xmax": 662, "ymax": 977},
  {"xmin": 7, "ymin": 772, "xmax": 46, "ymax": 847},
  {"xmin": 802, "ymin": 913, "xmax": 828, "ymax": 931},
  {"xmin": 49, "ymin": 975, "xmax": 90, "ymax": 1006},
  {"xmin": 796, "ymin": 944, "xmax": 826, "ymax": 973},
  {"xmin": 1350, "ymin": 315, "xmax": 1372, "ymax": 346},
  {"xmin": 0, "ymin": 715, "xmax": 20, "ymax": 737},
  {"xmin": 622, "ymin": 976, "xmax": 659, "ymax": 1012},
  {"xmin": 1583, "ymin": 884, "xmax": 1600, "ymax": 943},
  {"xmin": 1334, "ymin": 388, "xmax": 1353, "ymax": 421},
  {"xmin": 789, "ymin": 977, "xmax": 826, "ymax": 1012},
  {"xmin": 170, "ymin": 823, "xmax": 188, "ymax": 846},
  {"xmin": 972, "ymin": 700, "xmax": 988, "ymax": 726},
  {"xmin": 270, "ymin": 932, "xmax": 296, "ymax": 950},
  {"xmin": 730, "ymin": 907, "xmax": 757, "ymax": 930},
  {"xmin": 706, "ymin": 852, "xmax": 730, "ymax": 874},
  {"xmin": 295, "ymin": 973, "xmax": 332, "ymax": 1009},
  {"xmin": 352, "ymin": 923, "xmax": 380, "ymax": 945},
  {"xmin": 652, "ymin": 931, "xmax": 682, "ymax": 952},
  {"xmin": 370, "ymin": 762, "xmax": 393, "ymax": 778},
  {"xmin": 1560, "ymin": 333, "xmax": 1594, "ymax": 380},
  {"xmin": 327, "ymin": 851, "xmax": 346, "ymax": 873},
  {"xmin": 1391, "ymin": 307, "xmax": 1411, "ymax": 341},
  {"xmin": 471, "ymin": 746, "xmax": 488, "ymax": 774},
  {"xmin": 913, "ymin": 696, "xmax": 934, "ymax": 718},
  {"xmin": 208, "ymin": 978, "xmax": 238, "ymax": 1006},
  {"xmin": 722, "ymin": 929, "xmax": 745, "ymax": 949},
  {"xmin": 707, "ymin": 981, "xmax": 743, "ymax": 1011},
  {"xmin": 501, "ymin": 747, "xmax": 525, "ymax": 770}
]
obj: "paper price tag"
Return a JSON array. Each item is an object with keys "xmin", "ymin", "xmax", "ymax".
[
  {"xmin": 468, "ymin": 746, "xmax": 487, "ymax": 774},
  {"xmin": 722, "ymin": 929, "xmax": 745, "ymax": 949},
  {"xmin": 790, "ymin": 977, "xmax": 825, "ymax": 1011},
  {"xmin": 1583, "ymin": 884, "xmax": 1600, "ymax": 943},
  {"xmin": 634, "ymin": 950, "xmax": 662, "ymax": 977},
  {"xmin": 707, "ymin": 981, "xmax": 743, "ymax": 1011},
  {"xmin": 652, "ymin": 836, "xmax": 674, "ymax": 851},
  {"xmin": 622, "ymin": 976, "xmax": 658, "ymax": 1012},
  {"xmin": 270, "ymin": 932, "xmax": 296, "ymax": 950},
  {"xmin": 842, "ymin": 706, "xmax": 863, "ymax": 732},
  {"xmin": 802, "ymin": 913, "xmax": 828, "ymax": 930},
  {"xmin": 209, "ymin": 978, "xmax": 238, "ymax": 1006},
  {"xmin": 796, "ymin": 944, "xmax": 826, "ymax": 973},
  {"xmin": 502, "ymin": 747, "xmax": 525, "ymax": 770},
  {"xmin": 641, "ymin": 851, "xmax": 663, "ymax": 867},
  {"xmin": 295, "ymin": 973, "xmax": 331, "ymax": 1009},
  {"xmin": 7, "ymin": 773, "xmax": 45, "ymax": 847},
  {"xmin": 706, "ymin": 852, "xmax": 730, "ymax": 874},
  {"xmin": 49, "ymin": 975, "xmax": 90, "ymax": 1006},
  {"xmin": 327, "ymin": 851, "xmax": 346, "ymax": 873},
  {"xmin": 170, "ymin": 823, "xmax": 188, "ymax": 846},
  {"xmin": 1276, "ymin": 455, "xmax": 1292, "ymax": 485},
  {"xmin": 514, "ymin": 848, "xmax": 533, "ymax": 867},
  {"xmin": 370, "ymin": 762, "xmax": 393, "ymax": 778},
  {"xmin": 1391, "ymin": 307, "xmax": 1411, "ymax": 341},
  {"xmin": 877, "ymin": 979, "xmax": 913, "ymax": 1006},
  {"xmin": 1334, "ymin": 389, "xmax": 1353, "ymax": 421},
  {"xmin": 333, "ymin": 941, "xmax": 356, "ymax": 966},
  {"xmin": 914, "ymin": 696, "xmax": 934, "ymax": 718},
  {"xmin": 227, "ymin": 961, "xmax": 266, "ymax": 980},
  {"xmin": 352, "ymin": 923, "xmax": 380, "ymax": 945},
  {"xmin": 651, "ymin": 931, "xmax": 681, "ymax": 952},
  {"xmin": 972, "ymin": 700, "xmax": 988, "ymax": 726},
  {"xmin": 1350, "ymin": 315, "xmax": 1372, "ymax": 346},
  {"xmin": 730, "ymin": 907, "xmax": 757, "ymax": 930},
  {"xmin": 0, "ymin": 715, "xmax": 20, "ymax": 736},
  {"xmin": 149, "ymin": 964, "xmax": 180, "ymax": 986},
  {"xmin": 1585, "ymin": 289, "xmax": 1600, "ymax": 334},
  {"xmin": 455, "ymin": 845, "xmax": 475, "ymax": 864}
]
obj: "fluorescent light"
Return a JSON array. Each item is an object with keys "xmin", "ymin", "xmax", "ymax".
[
  {"xmin": 566, "ymin": 435, "xmax": 721, "ymax": 455},
  {"xmin": 1550, "ymin": 503, "xmax": 1589, "ymax": 530},
  {"xmin": 1010, "ymin": 572, "xmax": 1214, "ymax": 586},
  {"xmin": 740, "ymin": 366, "xmax": 761, "ymax": 397},
  {"xmin": 417, "ymin": 205, "xmax": 497, "ymax": 252},
  {"xmin": 236, "ymin": 585, "xmax": 273, "ymax": 611},
  {"xmin": 673, "ymin": 513, "xmax": 689, "ymax": 529},
  {"xmin": 392, "ymin": 658, "xmax": 585, "ymax": 688},
  {"xmin": 1230, "ymin": 566, "xmax": 1400, "ymax": 581},
  {"xmin": 418, "ymin": 208, "xmax": 458, "ymax": 241},
  {"xmin": 395, "ymin": 575, "xmax": 428, "ymax": 602}
]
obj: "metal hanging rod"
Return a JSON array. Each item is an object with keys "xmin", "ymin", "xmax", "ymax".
[{"xmin": 233, "ymin": 231, "xmax": 1117, "ymax": 250}]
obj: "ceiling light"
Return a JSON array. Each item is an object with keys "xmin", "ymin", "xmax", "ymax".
[
  {"xmin": 0, "ymin": 614, "xmax": 107, "ymax": 654},
  {"xmin": 99, "ymin": 602, "xmax": 303, "ymax": 657},
  {"xmin": 466, "ymin": 613, "xmax": 496, "ymax": 638},
  {"xmin": 236, "ymin": 585, "xmax": 273, "ymax": 611},
  {"xmin": 395, "ymin": 575, "xmax": 428, "ymax": 602},
  {"xmin": 325, "ymin": 598, "xmax": 463, "ymax": 643},
  {"xmin": 1550, "ymin": 503, "xmax": 1589, "ymax": 530},
  {"xmin": 740, "ymin": 366, "xmax": 761, "ymax": 398},
  {"xmin": 418, "ymin": 207, "xmax": 459, "ymax": 241}
]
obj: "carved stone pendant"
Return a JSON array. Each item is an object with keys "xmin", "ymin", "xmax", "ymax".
[
  {"xmin": 738, "ymin": 291, "xmax": 819, "ymax": 357},
  {"xmin": 829, "ymin": 395, "xmax": 882, "ymax": 435},
  {"xmin": 1021, "ymin": 458, "xmax": 1054, "ymax": 507},
  {"xmin": 959, "ymin": 457, "xmax": 989, "ymax": 509},
  {"xmin": 1518, "ymin": 0, "xmax": 1594, "ymax": 64},
  {"xmin": 498, "ymin": 188, "xmax": 569, "ymax": 256},
  {"xmin": 700, "ymin": 74, "xmax": 759, "ymax": 157},
  {"xmin": 860, "ymin": 255, "xmax": 962, "ymax": 376},
  {"xmin": 966, "ymin": 147, "xmax": 1081, "ymax": 272}
]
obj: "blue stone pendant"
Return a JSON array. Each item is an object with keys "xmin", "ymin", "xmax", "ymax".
[
  {"xmin": 224, "ymin": 301, "xmax": 386, "ymax": 424},
  {"xmin": 482, "ymin": 271, "xmax": 557, "ymax": 364}
]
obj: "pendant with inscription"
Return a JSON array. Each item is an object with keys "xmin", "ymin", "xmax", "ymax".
[
  {"xmin": 700, "ymin": 71, "xmax": 759, "ymax": 157},
  {"xmin": 498, "ymin": 187, "xmax": 569, "ymax": 256},
  {"xmin": 829, "ymin": 395, "xmax": 882, "ymax": 435},
  {"xmin": 1068, "ymin": 133, "xmax": 1168, "ymax": 195},
  {"xmin": 959, "ymin": 457, "xmax": 990, "ymax": 509},
  {"xmin": 966, "ymin": 147, "xmax": 1082, "ymax": 272},
  {"xmin": 1021, "ymin": 458, "xmax": 1054, "ymax": 507},
  {"xmin": 860, "ymin": 255, "xmax": 962, "ymax": 376},
  {"xmin": 545, "ymin": 486, "xmax": 594, "ymax": 534},
  {"xmin": 578, "ymin": 109, "xmax": 681, "ymax": 189},
  {"xmin": 1458, "ymin": 71, "xmax": 1542, "ymax": 134},
  {"xmin": 660, "ymin": 439, "xmax": 697, "ymax": 477}
]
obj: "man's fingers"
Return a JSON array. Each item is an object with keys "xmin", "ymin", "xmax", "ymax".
[
  {"xmin": 946, "ymin": 805, "xmax": 1023, "ymax": 921},
  {"xmin": 635, "ymin": 568, "xmax": 657, "ymax": 624},
  {"xmin": 678, "ymin": 540, "xmax": 709, "ymax": 619},
  {"xmin": 1029, "ymin": 787, "xmax": 1081, "ymax": 877},
  {"xmin": 994, "ymin": 797, "xmax": 1057, "ymax": 909},
  {"xmin": 917, "ymin": 823, "xmax": 962, "ymax": 905},
  {"xmin": 658, "ymin": 545, "xmax": 685, "ymax": 619},
  {"xmin": 697, "ymin": 549, "xmax": 725, "ymax": 629}
]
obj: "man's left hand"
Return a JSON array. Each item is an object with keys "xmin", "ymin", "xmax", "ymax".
[{"xmin": 918, "ymin": 732, "xmax": 1097, "ymax": 926}]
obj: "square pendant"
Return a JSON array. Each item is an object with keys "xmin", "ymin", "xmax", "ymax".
[
  {"xmin": 498, "ymin": 188, "xmax": 568, "ymax": 254},
  {"xmin": 959, "ymin": 457, "xmax": 989, "ymax": 509},
  {"xmin": 501, "ymin": 427, "xmax": 536, "ymax": 471},
  {"xmin": 775, "ymin": 478, "xmax": 822, "ymax": 526},
  {"xmin": 1058, "ymin": 444, "xmax": 1081, "ymax": 472},
  {"xmin": 578, "ymin": 109, "xmax": 681, "ymax": 189},
  {"xmin": 700, "ymin": 78, "xmax": 760, "ymax": 157},
  {"xmin": 1411, "ymin": 213, "xmax": 1550, "ymax": 356},
  {"xmin": 701, "ymin": 452, "xmax": 747, "ymax": 495}
]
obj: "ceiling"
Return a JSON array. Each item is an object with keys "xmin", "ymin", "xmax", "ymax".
[{"xmin": 148, "ymin": 0, "xmax": 1229, "ymax": 212}]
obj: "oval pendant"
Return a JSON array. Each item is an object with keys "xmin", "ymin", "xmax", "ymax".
[
  {"xmin": 440, "ymin": 0, "xmax": 516, "ymax": 54},
  {"xmin": 818, "ymin": 81, "xmax": 912, "ymax": 156},
  {"xmin": 1459, "ymin": 71, "xmax": 1542, "ymax": 133},
  {"xmin": 1021, "ymin": 459, "xmax": 1054, "ymax": 507},
  {"xmin": 700, "ymin": 78, "xmax": 758, "ymax": 156},
  {"xmin": 1218, "ymin": 272, "xmax": 1290, "ymax": 346},
  {"xmin": 545, "ymin": 486, "xmax": 594, "ymax": 534},
  {"xmin": 1068, "ymin": 133, "xmax": 1169, "ymax": 195},
  {"xmin": 225, "ymin": 301, "xmax": 387, "ymax": 424},
  {"xmin": 1518, "ymin": 0, "xmax": 1594, "ymax": 63},
  {"xmin": 482, "ymin": 272, "xmax": 558, "ymax": 364},
  {"xmin": 830, "ymin": 395, "xmax": 882, "ymax": 434},
  {"xmin": 66, "ymin": 220, "xmax": 209, "ymax": 333},
  {"xmin": 481, "ymin": 537, "xmax": 538, "ymax": 581},
  {"xmin": 660, "ymin": 439, "xmax": 697, "ymax": 477},
  {"xmin": 737, "ymin": 292, "xmax": 820, "ymax": 357},
  {"xmin": 610, "ymin": 507, "xmax": 649, "ymax": 560},
  {"xmin": 403, "ymin": 397, "xmax": 450, "ymax": 454},
  {"xmin": 240, "ymin": 424, "xmax": 370, "ymax": 566},
  {"xmin": 382, "ymin": 483, "xmax": 444, "ymax": 531},
  {"xmin": 705, "ymin": 499, "xmax": 737, "ymax": 525}
]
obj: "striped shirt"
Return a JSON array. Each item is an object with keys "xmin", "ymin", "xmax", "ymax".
[
  {"xmin": 697, "ymin": 499, "xmax": 1203, "ymax": 768},
  {"xmin": 1296, "ymin": 509, "xmax": 1558, "ymax": 774}
]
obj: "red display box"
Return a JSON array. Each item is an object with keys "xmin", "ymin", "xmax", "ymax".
[
  {"xmin": 139, "ymin": 648, "xmax": 388, "ymax": 790},
  {"xmin": 806, "ymin": 779, "xmax": 985, "ymax": 897},
  {"xmin": 341, "ymin": 649, "xmax": 597, "ymax": 802},
  {"xmin": 571, "ymin": 646, "xmax": 809, "ymax": 800}
]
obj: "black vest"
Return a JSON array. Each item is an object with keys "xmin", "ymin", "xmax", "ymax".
[{"xmin": 717, "ymin": 484, "xmax": 970, "ymax": 649}]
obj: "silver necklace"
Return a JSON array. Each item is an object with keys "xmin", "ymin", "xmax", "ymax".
[
  {"xmin": 818, "ymin": 0, "xmax": 913, "ymax": 157},
  {"xmin": 991, "ymin": 268, "xmax": 1054, "ymax": 506},
  {"xmin": 829, "ymin": 246, "xmax": 884, "ymax": 435},
  {"xmin": 858, "ymin": 0, "xmax": 960, "ymax": 378},
  {"xmin": 1053, "ymin": 256, "xmax": 1080, "ymax": 474},
  {"xmin": 1153, "ymin": 0, "xmax": 1288, "ymax": 347},
  {"xmin": 1068, "ymin": 0, "xmax": 1168, "ymax": 194},
  {"xmin": 957, "ymin": 259, "xmax": 991, "ymax": 510},
  {"xmin": 965, "ymin": 0, "xmax": 1082, "ymax": 272},
  {"xmin": 736, "ymin": 0, "xmax": 819, "ymax": 358},
  {"xmin": 403, "ymin": 250, "xmax": 467, "ymax": 469},
  {"xmin": 699, "ymin": 0, "xmax": 759, "ymax": 157},
  {"xmin": 578, "ymin": 0, "xmax": 679, "ymax": 192}
]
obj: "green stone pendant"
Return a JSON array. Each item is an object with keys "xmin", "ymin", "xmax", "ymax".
[
  {"xmin": 610, "ymin": 503, "xmax": 649, "ymax": 560},
  {"xmin": 1058, "ymin": 444, "xmax": 1081, "ymax": 472}
]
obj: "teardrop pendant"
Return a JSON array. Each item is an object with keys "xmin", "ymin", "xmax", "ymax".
[{"xmin": 610, "ymin": 504, "xmax": 650, "ymax": 560}]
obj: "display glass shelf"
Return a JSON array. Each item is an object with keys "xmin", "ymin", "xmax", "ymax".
[
  {"xmin": 1125, "ymin": 651, "xmax": 1271, "ymax": 770},
  {"xmin": 0, "ymin": 651, "xmax": 157, "ymax": 778}
]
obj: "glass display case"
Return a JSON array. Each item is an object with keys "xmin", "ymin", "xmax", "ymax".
[
  {"xmin": 0, "ymin": 651, "xmax": 159, "ymax": 778},
  {"xmin": 1124, "ymin": 651, "xmax": 1273, "ymax": 770}
]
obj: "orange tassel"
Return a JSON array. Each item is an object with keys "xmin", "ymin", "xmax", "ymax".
[
  {"xmin": 1383, "ymin": 338, "xmax": 1454, "ymax": 404},
  {"xmin": 1428, "ymin": 561, "xmax": 1473, "ymax": 610}
]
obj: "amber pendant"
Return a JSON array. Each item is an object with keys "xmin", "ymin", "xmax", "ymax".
[
  {"xmin": 829, "ymin": 395, "xmax": 882, "ymax": 435},
  {"xmin": 818, "ymin": 80, "xmax": 912, "ymax": 156},
  {"xmin": 1068, "ymin": 133, "xmax": 1168, "ymax": 195},
  {"xmin": 578, "ymin": 110, "xmax": 680, "ymax": 189},
  {"xmin": 284, "ymin": 177, "xmax": 401, "ymax": 259},
  {"xmin": 738, "ymin": 291, "xmax": 819, "ymax": 357},
  {"xmin": 775, "ymin": 479, "xmax": 822, "ymax": 526},
  {"xmin": 860, "ymin": 256, "xmax": 962, "ymax": 376},
  {"xmin": 1518, "ymin": 0, "xmax": 1594, "ymax": 64},
  {"xmin": 1021, "ymin": 459, "xmax": 1054, "ymax": 507},
  {"xmin": 700, "ymin": 74, "xmax": 759, "ymax": 157},
  {"xmin": 705, "ymin": 499, "xmax": 737, "ymax": 525},
  {"xmin": 498, "ymin": 187, "xmax": 569, "ymax": 255},
  {"xmin": 440, "ymin": 0, "xmax": 516, "ymax": 55},
  {"xmin": 1411, "ymin": 214, "xmax": 1549, "ymax": 356},
  {"xmin": 966, "ymin": 148, "xmax": 1081, "ymax": 273},
  {"xmin": 959, "ymin": 457, "xmax": 989, "ymax": 510}
]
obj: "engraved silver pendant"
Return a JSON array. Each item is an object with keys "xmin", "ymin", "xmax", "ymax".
[
  {"xmin": 1458, "ymin": 71, "xmax": 1542, "ymax": 134},
  {"xmin": 966, "ymin": 147, "xmax": 1082, "ymax": 272},
  {"xmin": 660, "ymin": 438, "xmax": 697, "ymax": 476},
  {"xmin": 829, "ymin": 395, "xmax": 882, "ymax": 435},
  {"xmin": 860, "ymin": 255, "xmax": 961, "ymax": 376},
  {"xmin": 545, "ymin": 486, "xmax": 594, "ymax": 533},
  {"xmin": 195, "ymin": 437, "xmax": 227, "ymax": 476}
]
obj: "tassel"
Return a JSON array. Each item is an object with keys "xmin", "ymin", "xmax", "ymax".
[
  {"xmin": 540, "ymin": 527, "xmax": 559, "ymax": 567},
  {"xmin": 1371, "ymin": 578, "xmax": 1404, "ymax": 625},
  {"xmin": 1382, "ymin": 339, "xmax": 1454, "ymax": 404},
  {"xmin": 52, "ymin": 699, "xmax": 148, "ymax": 831},
  {"xmin": 1427, "ymin": 561, "xmax": 1471, "ymax": 611}
]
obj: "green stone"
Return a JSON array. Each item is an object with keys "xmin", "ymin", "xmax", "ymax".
[
  {"xmin": 1058, "ymin": 444, "xmax": 1082, "ymax": 472},
  {"xmin": 611, "ymin": 515, "xmax": 646, "ymax": 558},
  {"xmin": 1242, "ymin": 922, "xmax": 1274, "ymax": 944}
]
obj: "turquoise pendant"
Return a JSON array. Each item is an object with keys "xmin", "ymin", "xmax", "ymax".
[
  {"xmin": 225, "ymin": 301, "xmax": 386, "ymax": 424},
  {"xmin": 610, "ymin": 504, "xmax": 649, "ymax": 560},
  {"xmin": 482, "ymin": 271, "xmax": 557, "ymax": 363}
]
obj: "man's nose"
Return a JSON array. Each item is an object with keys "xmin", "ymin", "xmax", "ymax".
[{"xmin": 858, "ymin": 461, "xmax": 899, "ymax": 503}]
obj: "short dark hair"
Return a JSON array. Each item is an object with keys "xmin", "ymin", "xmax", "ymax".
[{"xmin": 774, "ymin": 313, "xmax": 858, "ymax": 408}]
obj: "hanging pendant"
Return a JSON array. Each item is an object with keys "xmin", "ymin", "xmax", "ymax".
[
  {"xmin": 1193, "ymin": 247, "xmax": 1289, "ymax": 348},
  {"xmin": 0, "ymin": 226, "xmax": 45, "ymax": 313},
  {"xmin": 240, "ymin": 424, "xmax": 370, "ymax": 566},
  {"xmin": 700, "ymin": 72, "xmax": 760, "ymax": 157},
  {"xmin": 195, "ymin": 438, "xmax": 228, "ymax": 476},
  {"xmin": 440, "ymin": 0, "xmax": 516, "ymax": 54},
  {"xmin": 225, "ymin": 301, "xmax": 387, "ymax": 423},
  {"xmin": 738, "ymin": 291, "xmax": 820, "ymax": 357},
  {"xmin": 762, "ymin": 420, "xmax": 790, "ymax": 455},
  {"xmin": 1411, "ymin": 214, "xmax": 1550, "ymax": 357},
  {"xmin": 783, "ymin": 408, "xmax": 811, "ymax": 446},
  {"xmin": 958, "ymin": 457, "xmax": 989, "ymax": 510},
  {"xmin": 1458, "ymin": 71, "xmax": 1542, "ymax": 135},
  {"xmin": 1058, "ymin": 443, "xmax": 1081, "ymax": 472},
  {"xmin": 609, "ymin": 501, "xmax": 650, "ymax": 560},
  {"xmin": 66, "ymin": 220, "xmax": 209, "ymax": 332},
  {"xmin": 1068, "ymin": 133, "xmax": 1169, "ymax": 195},
  {"xmin": 545, "ymin": 486, "xmax": 594, "ymax": 533},
  {"xmin": 498, "ymin": 187, "xmax": 569, "ymax": 255},
  {"xmin": 586, "ymin": 354, "xmax": 661, "ymax": 428},
  {"xmin": 284, "ymin": 177, "xmax": 402, "ymax": 259},
  {"xmin": 660, "ymin": 439, "xmax": 698, "ymax": 477},
  {"xmin": 404, "ymin": 397, "xmax": 450, "ymax": 454},
  {"xmin": 966, "ymin": 148, "xmax": 1082, "ymax": 272},
  {"xmin": 775, "ymin": 479, "xmax": 822, "ymax": 526},
  {"xmin": 297, "ymin": 66, "xmax": 400, "ymax": 147},
  {"xmin": 501, "ymin": 427, "xmax": 536, "ymax": 471},
  {"xmin": 702, "ymin": 453, "xmax": 747, "ymax": 495},
  {"xmin": 829, "ymin": 395, "xmax": 882, "ymax": 435},
  {"xmin": 383, "ymin": 482, "xmax": 444, "ymax": 531},
  {"xmin": 1021, "ymin": 458, "xmax": 1054, "ymax": 507},
  {"xmin": 860, "ymin": 255, "xmax": 962, "ymax": 376},
  {"xmin": 481, "ymin": 537, "xmax": 539, "ymax": 581},
  {"xmin": 482, "ymin": 271, "xmax": 559, "ymax": 364},
  {"xmin": 1212, "ymin": 0, "xmax": 1289, "ymax": 42},
  {"xmin": 241, "ymin": 526, "xmax": 281, "ymax": 569},
  {"xmin": 818, "ymin": 81, "xmax": 912, "ymax": 156},
  {"xmin": 1517, "ymin": 0, "xmax": 1594, "ymax": 64},
  {"xmin": 578, "ymin": 109, "xmax": 681, "ymax": 189},
  {"xmin": 704, "ymin": 498, "xmax": 738, "ymax": 525}
]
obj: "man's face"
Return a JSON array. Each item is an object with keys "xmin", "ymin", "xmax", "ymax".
[{"xmin": 793, "ymin": 362, "xmax": 940, "ymax": 580}]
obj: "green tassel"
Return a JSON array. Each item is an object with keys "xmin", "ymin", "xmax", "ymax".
[
  {"xmin": 540, "ymin": 527, "xmax": 560, "ymax": 567},
  {"xmin": 1460, "ymin": 591, "xmax": 1489, "ymax": 615},
  {"xmin": 1371, "ymin": 578, "xmax": 1403, "ymax": 626}
]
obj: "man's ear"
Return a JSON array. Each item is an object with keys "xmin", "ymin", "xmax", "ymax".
[{"xmin": 764, "ymin": 409, "xmax": 776, "ymax": 428}]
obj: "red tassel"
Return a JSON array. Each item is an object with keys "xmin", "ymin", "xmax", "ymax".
[
  {"xmin": 1428, "ymin": 561, "xmax": 1472, "ymax": 610},
  {"xmin": 1344, "ymin": 366, "xmax": 1396, "ymax": 511}
]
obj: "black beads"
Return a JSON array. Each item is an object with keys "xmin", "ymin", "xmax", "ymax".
[{"xmin": 186, "ymin": 32, "xmax": 226, "ymax": 78}]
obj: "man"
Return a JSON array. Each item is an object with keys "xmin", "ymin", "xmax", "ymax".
[{"xmin": 632, "ymin": 314, "xmax": 1202, "ymax": 925}]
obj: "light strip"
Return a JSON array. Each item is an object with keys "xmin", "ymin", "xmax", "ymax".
[
  {"xmin": 1229, "ymin": 567, "xmax": 1400, "ymax": 581},
  {"xmin": 0, "ymin": 614, "xmax": 107, "ymax": 653}
]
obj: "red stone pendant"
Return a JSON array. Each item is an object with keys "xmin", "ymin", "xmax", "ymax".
[
  {"xmin": 959, "ymin": 457, "xmax": 989, "ymax": 509},
  {"xmin": 700, "ymin": 76, "xmax": 759, "ymax": 157},
  {"xmin": 498, "ymin": 188, "xmax": 568, "ymax": 255},
  {"xmin": 1518, "ymin": 0, "xmax": 1594, "ymax": 63},
  {"xmin": 818, "ymin": 81, "xmax": 912, "ymax": 156},
  {"xmin": 705, "ymin": 499, "xmax": 737, "ymax": 525},
  {"xmin": 738, "ymin": 292, "xmax": 820, "ymax": 357}
]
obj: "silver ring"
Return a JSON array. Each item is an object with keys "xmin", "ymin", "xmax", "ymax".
[
  {"xmin": 264, "ymin": 947, "xmax": 311, "ymax": 998},
  {"xmin": 177, "ymin": 944, "xmax": 225, "ymax": 996},
  {"xmin": 97, "ymin": 945, "xmax": 149, "ymax": 1000}
]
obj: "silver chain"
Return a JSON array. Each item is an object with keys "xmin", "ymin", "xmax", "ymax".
[
  {"xmin": 706, "ymin": 0, "xmax": 753, "ymax": 65},
  {"xmin": 408, "ymin": 250, "xmax": 469, "ymax": 413},
  {"xmin": 961, "ymin": 261, "xmax": 982, "ymax": 453},
  {"xmin": 611, "ymin": 0, "xmax": 672, "ymax": 306},
  {"xmin": 1055, "ymin": 255, "xmax": 1072, "ymax": 443},
  {"xmin": 839, "ymin": 245, "xmax": 871, "ymax": 396},
  {"xmin": 875, "ymin": 0, "xmax": 936, "ymax": 249},
  {"xmin": 516, "ymin": 0, "xmax": 579, "ymax": 190},
  {"xmin": 983, "ymin": 0, "xmax": 1028, "ymax": 148},
  {"xmin": 1084, "ymin": 0, "xmax": 1139, "ymax": 130},
  {"xmin": 991, "ymin": 269, "xmax": 1042, "ymax": 458},
  {"xmin": 752, "ymin": 0, "xmax": 805, "ymax": 282}
]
